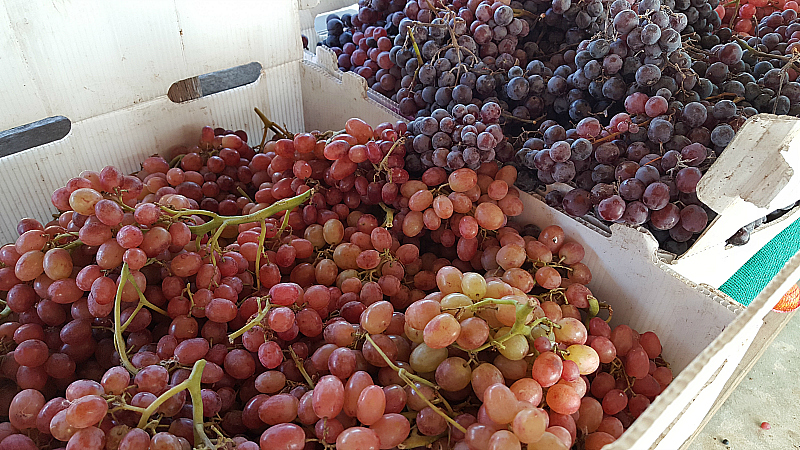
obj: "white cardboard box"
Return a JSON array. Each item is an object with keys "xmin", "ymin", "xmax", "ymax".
[
  {"xmin": 298, "ymin": 0, "xmax": 800, "ymax": 289},
  {"xmin": 0, "ymin": 1, "xmax": 798, "ymax": 449}
]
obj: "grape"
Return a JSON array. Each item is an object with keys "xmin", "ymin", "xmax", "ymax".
[
  {"xmin": 642, "ymin": 183, "xmax": 670, "ymax": 210},
  {"xmin": 681, "ymin": 102, "xmax": 708, "ymax": 127},
  {"xmin": 423, "ymin": 313, "xmax": 461, "ymax": 349},
  {"xmin": 675, "ymin": 167, "xmax": 702, "ymax": 193},
  {"xmin": 9, "ymin": 389, "xmax": 45, "ymax": 429},
  {"xmin": 370, "ymin": 414, "xmax": 411, "ymax": 448},
  {"xmin": 711, "ymin": 124, "xmax": 735, "ymax": 147},
  {"xmin": 650, "ymin": 204, "xmax": 680, "ymax": 230},
  {"xmin": 680, "ymin": 205, "xmax": 708, "ymax": 232},
  {"xmin": 547, "ymin": 384, "xmax": 581, "ymax": 415},
  {"xmin": 636, "ymin": 64, "xmax": 661, "ymax": 86},
  {"xmin": 312, "ymin": 375, "xmax": 345, "ymax": 419},
  {"xmin": 66, "ymin": 394, "xmax": 108, "ymax": 428},
  {"xmin": 260, "ymin": 424, "xmax": 306, "ymax": 450},
  {"xmin": 597, "ymin": 196, "xmax": 626, "ymax": 221},
  {"xmin": 532, "ymin": 352, "xmax": 563, "ymax": 387}
]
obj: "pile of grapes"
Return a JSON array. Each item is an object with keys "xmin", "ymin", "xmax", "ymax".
[
  {"xmin": 0, "ymin": 113, "xmax": 673, "ymax": 450},
  {"xmin": 319, "ymin": 0, "xmax": 800, "ymax": 254}
]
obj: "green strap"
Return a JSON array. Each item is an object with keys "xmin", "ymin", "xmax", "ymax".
[{"xmin": 720, "ymin": 216, "xmax": 800, "ymax": 306}]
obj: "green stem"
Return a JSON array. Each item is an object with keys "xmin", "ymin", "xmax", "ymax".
[
  {"xmin": 467, "ymin": 297, "xmax": 519, "ymax": 310},
  {"xmin": 379, "ymin": 203, "xmax": 395, "ymax": 228},
  {"xmin": 169, "ymin": 154, "xmax": 185, "ymax": 168},
  {"xmin": 184, "ymin": 189, "xmax": 312, "ymax": 237},
  {"xmin": 237, "ymin": 186, "xmax": 253, "ymax": 204},
  {"xmin": 60, "ymin": 239, "xmax": 84, "ymax": 250},
  {"xmin": 363, "ymin": 334, "xmax": 437, "ymax": 390},
  {"xmin": 228, "ymin": 297, "xmax": 271, "ymax": 343},
  {"xmin": 254, "ymin": 107, "xmax": 294, "ymax": 140},
  {"xmin": 114, "ymin": 264, "xmax": 138, "ymax": 374},
  {"xmin": 254, "ymin": 219, "xmax": 267, "ymax": 290},
  {"xmin": 736, "ymin": 37, "xmax": 792, "ymax": 62},
  {"xmin": 471, "ymin": 301, "xmax": 538, "ymax": 353},
  {"xmin": 137, "ymin": 359, "xmax": 215, "ymax": 450},
  {"xmin": 400, "ymin": 370, "xmax": 466, "ymax": 434},
  {"xmin": 289, "ymin": 346, "xmax": 315, "ymax": 388},
  {"xmin": 0, "ymin": 306, "xmax": 10, "ymax": 319},
  {"xmin": 363, "ymin": 335, "xmax": 465, "ymax": 434},
  {"xmin": 121, "ymin": 303, "xmax": 144, "ymax": 331}
]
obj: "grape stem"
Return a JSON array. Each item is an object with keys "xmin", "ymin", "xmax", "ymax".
[
  {"xmin": 114, "ymin": 263, "xmax": 170, "ymax": 375},
  {"xmin": 288, "ymin": 346, "xmax": 315, "ymax": 388},
  {"xmin": 363, "ymin": 334, "xmax": 466, "ymax": 433},
  {"xmin": 735, "ymin": 37, "xmax": 796, "ymax": 63},
  {"xmin": 512, "ymin": 8, "xmax": 539, "ymax": 20},
  {"xmin": 227, "ymin": 297, "xmax": 271, "ymax": 343},
  {"xmin": 254, "ymin": 107, "xmax": 294, "ymax": 140},
  {"xmin": 136, "ymin": 359, "xmax": 216, "ymax": 450},
  {"xmin": 59, "ymin": 239, "xmax": 84, "ymax": 250},
  {"xmin": 236, "ymin": 186, "xmax": 253, "ymax": 204},
  {"xmin": 168, "ymin": 154, "xmax": 184, "ymax": 169},
  {"xmin": 0, "ymin": 306, "xmax": 10, "ymax": 319},
  {"xmin": 254, "ymin": 219, "xmax": 268, "ymax": 290},
  {"xmin": 114, "ymin": 264, "xmax": 139, "ymax": 374},
  {"xmin": 398, "ymin": 430, "xmax": 446, "ymax": 449},
  {"xmin": 379, "ymin": 202, "xmax": 395, "ymax": 228},
  {"xmin": 160, "ymin": 189, "xmax": 313, "ymax": 266},
  {"xmin": 591, "ymin": 118, "xmax": 652, "ymax": 145},
  {"xmin": 501, "ymin": 111, "xmax": 547, "ymax": 125},
  {"xmin": 374, "ymin": 137, "xmax": 406, "ymax": 181}
]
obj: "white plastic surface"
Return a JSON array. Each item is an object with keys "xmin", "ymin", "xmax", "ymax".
[
  {"xmin": 1, "ymin": 1, "xmax": 799, "ymax": 449},
  {"xmin": 0, "ymin": 0, "xmax": 302, "ymax": 130}
]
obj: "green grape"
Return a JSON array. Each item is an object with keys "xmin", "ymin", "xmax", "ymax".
[
  {"xmin": 440, "ymin": 293, "xmax": 474, "ymax": 319},
  {"xmin": 409, "ymin": 343, "xmax": 448, "ymax": 373},
  {"xmin": 461, "ymin": 272, "xmax": 487, "ymax": 300}
]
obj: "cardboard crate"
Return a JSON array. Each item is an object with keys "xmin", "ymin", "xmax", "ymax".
[
  {"xmin": 296, "ymin": 0, "xmax": 800, "ymax": 289},
  {"xmin": 1, "ymin": 1, "xmax": 799, "ymax": 449}
]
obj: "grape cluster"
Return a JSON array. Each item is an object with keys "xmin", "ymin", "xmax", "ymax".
[
  {"xmin": 320, "ymin": 1, "xmax": 412, "ymax": 98},
  {"xmin": 0, "ymin": 108, "xmax": 678, "ymax": 450},
  {"xmin": 398, "ymin": 224, "xmax": 673, "ymax": 449},
  {"xmin": 405, "ymin": 101, "xmax": 514, "ymax": 172},
  {"xmin": 673, "ymin": 0, "xmax": 722, "ymax": 37},
  {"xmin": 391, "ymin": 2, "xmax": 532, "ymax": 118},
  {"xmin": 716, "ymin": 0, "xmax": 797, "ymax": 34},
  {"xmin": 516, "ymin": 101, "xmax": 726, "ymax": 254},
  {"xmin": 321, "ymin": 0, "xmax": 800, "ymax": 253}
]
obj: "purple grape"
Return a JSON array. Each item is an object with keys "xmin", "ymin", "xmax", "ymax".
[
  {"xmin": 675, "ymin": 167, "xmax": 702, "ymax": 193},
  {"xmin": 549, "ymin": 141, "xmax": 572, "ymax": 162},
  {"xmin": 562, "ymin": 189, "xmax": 592, "ymax": 216},
  {"xmin": 650, "ymin": 203, "xmax": 680, "ymax": 230},
  {"xmin": 597, "ymin": 195, "xmax": 626, "ymax": 221},
  {"xmin": 642, "ymin": 182, "xmax": 670, "ymax": 211},
  {"xmin": 621, "ymin": 201, "xmax": 650, "ymax": 225},
  {"xmin": 619, "ymin": 178, "xmax": 646, "ymax": 201},
  {"xmin": 635, "ymin": 165, "xmax": 661, "ymax": 185},
  {"xmin": 680, "ymin": 205, "xmax": 708, "ymax": 232}
]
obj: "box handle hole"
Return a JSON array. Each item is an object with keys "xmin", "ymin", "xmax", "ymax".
[
  {"xmin": 167, "ymin": 62, "xmax": 263, "ymax": 103},
  {"xmin": 0, "ymin": 116, "xmax": 72, "ymax": 158}
]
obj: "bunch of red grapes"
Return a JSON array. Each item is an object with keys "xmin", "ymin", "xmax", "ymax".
[
  {"xmin": 0, "ymin": 114, "xmax": 670, "ymax": 450},
  {"xmin": 717, "ymin": 0, "xmax": 800, "ymax": 34}
]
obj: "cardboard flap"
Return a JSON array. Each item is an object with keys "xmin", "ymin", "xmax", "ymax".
[
  {"xmin": 691, "ymin": 114, "xmax": 800, "ymax": 255},
  {"xmin": 0, "ymin": 0, "xmax": 302, "ymax": 130}
]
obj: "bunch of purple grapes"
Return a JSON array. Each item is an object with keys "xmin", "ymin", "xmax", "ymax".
[
  {"xmin": 405, "ymin": 101, "xmax": 515, "ymax": 173},
  {"xmin": 515, "ymin": 98, "xmax": 726, "ymax": 254},
  {"xmin": 391, "ymin": 2, "xmax": 533, "ymax": 118}
]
